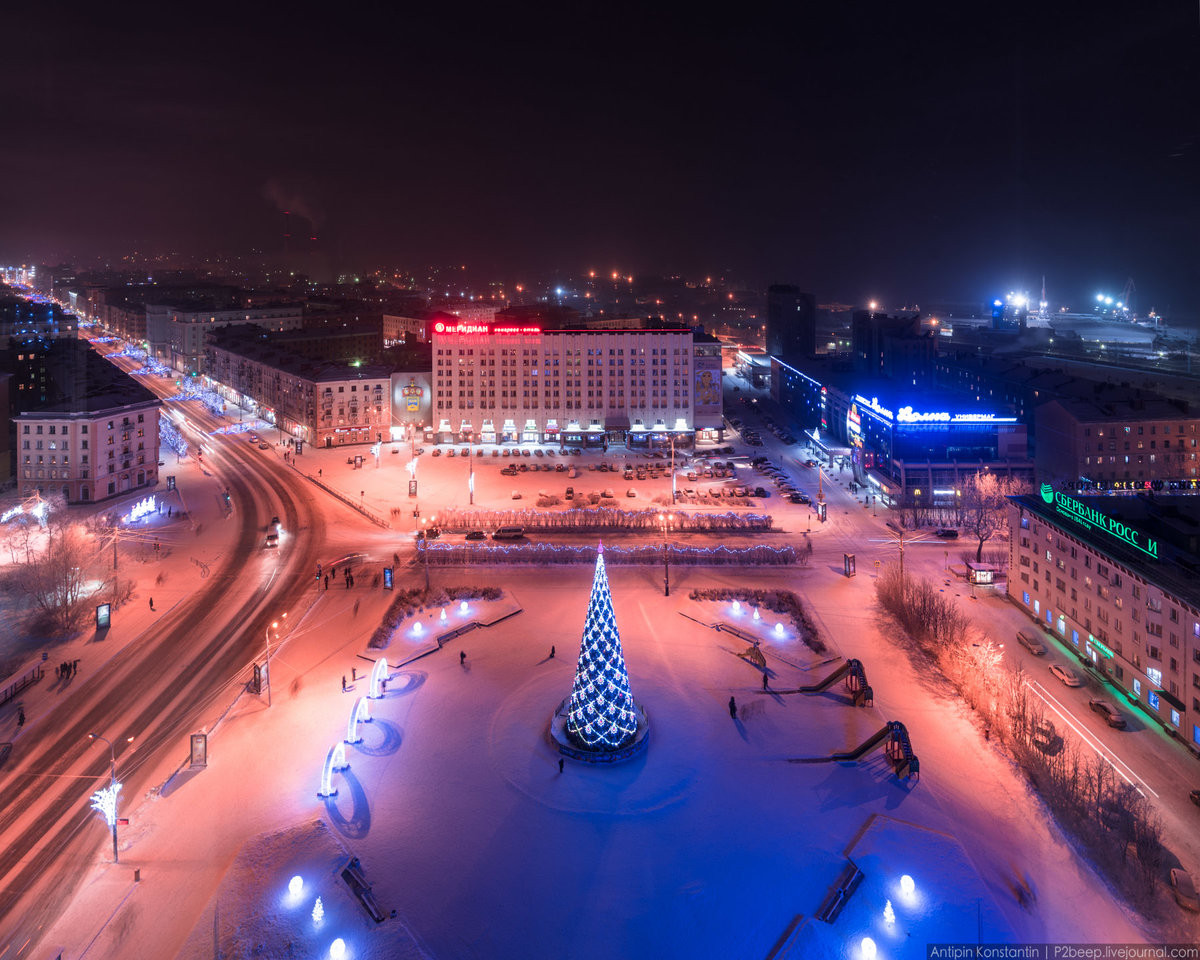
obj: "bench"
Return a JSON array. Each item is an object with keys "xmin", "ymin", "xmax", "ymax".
[{"xmin": 341, "ymin": 856, "xmax": 386, "ymax": 923}]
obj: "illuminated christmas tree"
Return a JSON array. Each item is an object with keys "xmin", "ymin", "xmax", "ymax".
[{"xmin": 565, "ymin": 543, "xmax": 639, "ymax": 752}]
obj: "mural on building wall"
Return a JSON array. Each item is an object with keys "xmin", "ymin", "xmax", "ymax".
[
  {"xmin": 391, "ymin": 372, "xmax": 432, "ymax": 429},
  {"xmin": 693, "ymin": 355, "xmax": 722, "ymax": 422}
]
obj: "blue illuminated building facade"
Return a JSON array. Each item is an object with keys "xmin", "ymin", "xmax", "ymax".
[{"xmin": 771, "ymin": 356, "xmax": 1032, "ymax": 503}]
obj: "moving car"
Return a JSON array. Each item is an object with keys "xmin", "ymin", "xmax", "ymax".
[
  {"xmin": 565, "ymin": 486, "xmax": 575, "ymax": 500},
  {"xmin": 1171, "ymin": 868, "xmax": 1200, "ymax": 911},
  {"xmin": 465, "ymin": 530, "xmax": 486, "ymax": 541},
  {"xmin": 1088, "ymin": 699, "xmax": 1127, "ymax": 728},
  {"xmin": 935, "ymin": 528, "xmax": 959, "ymax": 539},
  {"xmin": 492, "ymin": 526, "xmax": 525, "ymax": 540},
  {"xmin": 258, "ymin": 442, "xmax": 270, "ymax": 450},
  {"xmin": 1016, "ymin": 630, "xmax": 1047, "ymax": 656},
  {"xmin": 1048, "ymin": 663, "xmax": 1084, "ymax": 687},
  {"xmin": 264, "ymin": 532, "xmax": 279, "ymax": 548}
]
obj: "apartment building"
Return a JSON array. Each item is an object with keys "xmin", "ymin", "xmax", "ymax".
[{"xmin": 1008, "ymin": 491, "xmax": 1200, "ymax": 751}]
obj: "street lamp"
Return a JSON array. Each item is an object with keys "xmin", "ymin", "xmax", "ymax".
[
  {"xmin": 88, "ymin": 732, "xmax": 133, "ymax": 863},
  {"xmin": 659, "ymin": 512, "xmax": 675, "ymax": 596},
  {"xmin": 265, "ymin": 612, "xmax": 286, "ymax": 707}
]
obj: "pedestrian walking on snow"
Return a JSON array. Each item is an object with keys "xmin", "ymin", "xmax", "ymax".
[
  {"xmin": 558, "ymin": 758, "xmax": 564, "ymax": 774},
  {"xmin": 342, "ymin": 675, "xmax": 347, "ymax": 692},
  {"xmin": 17, "ymin": 709, "xmax": 25, "ymax": 727},
  {"xmin": 149, "ymin": 597, "xmax": 155, "ymax": 611},
  {"xmin": 460, "ymin": 651, "xmax": 466, "ymax": 665},
  {"xmin": 762, "ymin": 673, "xmax": 769, "ymax": 690},
  {"xmin": 73, "ymin": 660, "xmax": 79, "ymax": 676},
  {"xmin": 729, "ymin": 696, "xmax": 737, "ymax": 720},
  {"xmin": 549, "ymin": 645, "xmax": 555, "ymax": 659},
  {"xmin": 324, "ymin": 575, "xmax": 329, "ymax": 590}
]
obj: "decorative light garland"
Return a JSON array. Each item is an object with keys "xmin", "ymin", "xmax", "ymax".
[{"xmin": 420, "ymin": 541, "xmax": 797, "ymax": 565}]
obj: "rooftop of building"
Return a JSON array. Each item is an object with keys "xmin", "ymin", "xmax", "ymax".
[
  {"xmin": 207, "ymin": 324, "xmax": 393, "ymax": 381},
  {"xmin": 9, "ymin": 340, "xmax": 159, "ymax": 414},
  {"xmin": 1012, "ymin": 492, "xmax": 1200, "ymax": 610},
  {"xmin": 1039, "ymin": 393, "xmax": 1189, "ymax": 423}
]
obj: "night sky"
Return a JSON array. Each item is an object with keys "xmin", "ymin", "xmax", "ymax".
[{"xmin": 3, "ymin": 3, "xmax": 1197, "ymax": 314}]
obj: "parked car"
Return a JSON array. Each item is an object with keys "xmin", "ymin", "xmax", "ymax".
[
  {"xmin": 432, "ymin": 448, "xmax": 442, "ymax": 457},
  {"xmin": 1088, "ymin": 698, "xmax": 1127, "ymax": 728},
  {"xmin": 796, "ymin": 493, "xmax": 811, "ymax": 504},
  {"xmin": 602, "ymin": 488, "xmax": 614, "ymax": 498},
  {"xmin": 1049, "ymin": 663, "xmax": 1084, "ymax": 687},
  {"xmin": 465, "ymin": 530, "xmax": 486, "ymax": 541},
  {"xmin": 1171, "ymin": 868, "xmax": 1200, "ymax": 911},
  {"xmin": 492, "ymin": 526, "xmax": 525, "ymax": 540},
  {"xmin": 1017, "ymin": 630, "xmax": 1047, "ymax": 656},
  {"xmin": 627, "ymin": 488, "xmax": 637, "ymax": 497},
  {"xmin": 754, "ymin": 486, "xmax": 767, "ymax": 497},
  {"xmin": 565, "ymin": 486, "xmax": 575, "ymax": 500},
  {"xmin": 511, "ymin": 490, "xmax": 521, "ymax": 499},
  {"xmin": 935, "ymin": 528, "xmax": 960, "ymax": 539}
]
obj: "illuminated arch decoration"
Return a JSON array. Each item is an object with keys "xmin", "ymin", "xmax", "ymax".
[
  {"xmin": 318, "ymin": 743, "xmax": 349, "ymax": 798},
  {"xmin": 369, "ymin": 657, "xmax": 388, "ymax": 699},
  {"xmin": 345, "ymin": 697, "xmax": 371, "ymax": 745}
]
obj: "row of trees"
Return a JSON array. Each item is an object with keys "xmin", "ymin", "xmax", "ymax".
[
  {"xmin": 418, "ymin": 542, "xmax": 799, "ymax": 566},
  {"xmin": 432, "ymin": 506, "xmax": 773, "ymax": 533},
  {"xmin": 875, "ymin": 564, "xmax": 1165, "ymax": 904}
]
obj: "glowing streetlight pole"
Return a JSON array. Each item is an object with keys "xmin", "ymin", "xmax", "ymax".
[
  {"xmin": 88, "ymin": 732, "xmax": 132, "ymax": 863},
  {"xmin": 660, "ymin": 512, "xmax": 674, "ymax": 596},
  {"xmin": 265, "ymin": 613, "xmax": 286, "ymax": 707}
]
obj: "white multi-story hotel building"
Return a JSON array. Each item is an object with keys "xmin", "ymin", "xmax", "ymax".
[
  {"xmin": 1008, "ymin": 491, "xmax": 1200, "ymax": 753},
  {"xmin": 429, "ymin": 319, "xmax": 723, "ymax": 447}
]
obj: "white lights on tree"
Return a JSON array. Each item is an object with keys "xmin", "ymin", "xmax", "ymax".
[
  {"xmin": 440, "ymin": 607, "xmax": 447, "ymax": 622},
  {"xmin": 883, "ymin": 899, "xmax": 895, "ymax": 926},
  {"xmin": 565, "ymin": 544, "xmax": 638, "ymax": 751},
  {"xmin": 753, "ymin": 607, "xmax": 761, "ymax": 622},
  {"xmin": 312, "ymin": 896, "xmax": 324, "ymax": 925},
  {"xmin": 90, "ymin": 782, "xmax": 121, "ymax": 827}
]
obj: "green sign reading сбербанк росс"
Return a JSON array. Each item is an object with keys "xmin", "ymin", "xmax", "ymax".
[{"xmin": 1039, "ymin": 484, "xmax": 1159, "ymax": 560}]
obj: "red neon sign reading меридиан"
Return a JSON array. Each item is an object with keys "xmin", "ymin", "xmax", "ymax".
[{"xmin": 432, "ymin": 321, "xmax": 541, "ymax": 336}]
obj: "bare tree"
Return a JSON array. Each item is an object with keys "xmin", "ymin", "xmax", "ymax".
[
  {"xmin": 21, "ymin": 521, "xmax": 96, "ymax": 633},
  {"xmin": 961, "ymin": 471, "xmax": 1026, "ymax": 562}
]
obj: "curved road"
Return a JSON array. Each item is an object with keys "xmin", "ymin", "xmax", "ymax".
[{"xmin": 0, "ymin": 392, "xmax": 334, "ymax": 958}]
